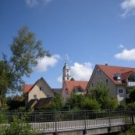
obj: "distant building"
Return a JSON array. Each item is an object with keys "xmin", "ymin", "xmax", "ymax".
[
  {"xmin": 86, "ymin": 64, "xmax": 135, "ymax": 104},
  {"xmin": 62, "ymin": 62, "xmax": 88, "ymax": 102},
  {"xmin": 23, "ymin": 62, "xmax": 88, "ymax": 108},
  {"xmin": 24, "ymin": 77, "xmax": 59, "ymax": 109},
  {"xmin": 24, "ymin": 77, "xmax": 54, "ymax": 102}
]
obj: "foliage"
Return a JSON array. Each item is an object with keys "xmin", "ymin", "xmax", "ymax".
[
  {"xmin": 65, "ymin": 94, "xmax": 85, "ymax": 110},
  {"xmin": 0, "ymin": 111, "xmax": 7, "ymax": 124},
  {"xmin": 129, "ymin": 87, "xmax": 135, "ymax": 102},
  {"xmin": 70, "ymin": 78, "xmax": 75, "ymax": 81},
  {"xmin": 101, "ymin": 97, "xmax": 118, "ymax": 109},
  {"xmin": 118, "ymin": 125, "xmax": 135, "ymax": 135},
  {"xmin": 91, "ymin": 82, "xmax": 109, "ymax": 102},
  {"xmin": 0, "ymin": 112, "xmax": 37, "ymax": 135},
  {"xmin": 90, "ymin": 82, "xmax": 118, "ymax": 109},
  {"xmin": 82, "ymin": 97, "xmax": 100, "ymax": 111},
  {"xmin": 0, "ymin": 26, "xmax": 50, "ymax": 107},
  {"xmin": 127, "ymin": 103, "xmax": 135, "ymax": 111},
  {"xmin": 3, "ymin": 117, "xmax": 37, "ymax": 135},
  {"xmin": 126, "ymin": 125, "xmax": 135, "ymax": 135},
  {"xmin": 46, "ymin": 95, "xmax": 63, "ymax": 110},
  {"xmin": 6, "ymin": 95, "xmax": 25, "ymax": 110},
  {"xmin": 0, "ymin": 61, "xmax": 12, "ymax": 107}
]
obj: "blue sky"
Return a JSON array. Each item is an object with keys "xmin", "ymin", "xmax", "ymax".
[{"xmin": 0, "ymin": 0, "xmax": 135, "ymax": 88}]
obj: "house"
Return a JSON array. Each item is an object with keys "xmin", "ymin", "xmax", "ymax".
[
  {"xmin": 86, "ymin": 64, "xmax": 135, "ymax": 104},
  {"xmin": 24, "ymin": 77, "xmax": 54, "ymax": 102},
  {"xmin": 24, "ymin": 77, "xmax": 63, "ymax": 109},
  {"xmin": 62, "ymin": 62, "xmax": 88, "ymax": 102}
]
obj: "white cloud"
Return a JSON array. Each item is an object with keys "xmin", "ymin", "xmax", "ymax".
[
  {"xmin": 118, "ymin": 44, "xmax": 125, "ymax": 48},
  {"xmin": 57, "ymin": 75, "xmax": 62, "ymax": 83},
  {"xmin": 25, "ymin": 0, "xmax": 38, "ymax": 7},
  {"xmin": 70, "ymin": 62, "xmax": 93, "ymax": 81},
  {"xmin": 115, "ymin": 48, "xmax": 135, "ymax": 60},
  {"xmin": 25, "ymin": 0, "xmax": 52, "ymax": 7},
  {"xmin": 35, "ymin": 54, "xmax": 60, "ymax": 72},
  {"xmin": 121, "ymin": 0, "xmax": 135, "ymax": 17}
]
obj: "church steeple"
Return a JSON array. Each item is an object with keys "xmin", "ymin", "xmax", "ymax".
[{"xmin": 63, "ymin": 61, "xmax": 71, "ymax": 82}]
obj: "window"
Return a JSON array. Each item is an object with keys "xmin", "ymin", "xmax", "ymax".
[
  {"xmin": 34, "ymin": 94, "xmax": 37, "ymax": 99},
  {"xmin": 119, "ymin": 89, "xmax": 123, "ymax": 94},
  {"xmin": 106, "ymin": 79, "xmax": 108, "ymax": 85},
  {"xmin": 97, "ymin": 69, "xmax": 101, "ymax": 75},
  {"xmin": 92, "ymin": 83, "xmax": 94, "ymax": 87},
  {"xmin": 65, "ymin": 88, "xmax": 68, "ymax": 94},
  {"xmin": 40, "ymin": 86, "xmax": 44, "ymax": 90}
]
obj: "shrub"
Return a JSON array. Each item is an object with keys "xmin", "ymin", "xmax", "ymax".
[{"xmin": 82, "ymin": 98, "xmax": 100, "ymax": 111}]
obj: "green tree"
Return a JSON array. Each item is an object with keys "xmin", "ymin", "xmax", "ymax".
[
  {"xmin": 46, "ymin": 95, "xmax": 63, "ymax": 110},
  {"xmin": 82, "ymin": 97, "xmax": 100, "ymax": 111},
  {"xmin": 0, "ymin": 26, "xmax": 50, "ymax": 107},
  {"xmin": 65, "ymin": 94, "xmax": 85, "ymax": 110},
  {"xmin": 90, "ymin": 82, "xmax": 118, "ymax": 109},
  {"xmin": 101, "ymin": 97, "xmax": 118, "ymax": 109},
  {"xmin": 0, "ymin": 61, "xmax": 12, "ymax": 107}
]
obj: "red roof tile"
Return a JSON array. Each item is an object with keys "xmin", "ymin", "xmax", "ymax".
[
  {"xmin": 63, "ymin": 81, "xmax": 88, "ymax": 95},
  {"xmin": 24, "ymin": 84, "xmax": 33, "ymax": 94},
  {"xmin": 97, "ymin": 65, "xmax": 135, "ymax": 85}
]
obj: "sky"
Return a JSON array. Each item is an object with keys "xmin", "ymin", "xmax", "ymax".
[{"xmin": 0, "ymin": 0, "xmax": 135, "ymax": 88}]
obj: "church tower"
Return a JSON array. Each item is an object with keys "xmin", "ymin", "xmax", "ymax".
[{"xmin": 63, "ymin": 62, "xmax": 71, "ymax": 82}]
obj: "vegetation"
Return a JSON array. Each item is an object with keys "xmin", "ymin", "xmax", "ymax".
[
  {"xmin": 45, "ymin": 95, "xmax": 63, "ymax": 110},
  {"xmin": 90, "ymin": 82, "xmax": 118, "ymax": 109},
  {"xmin": 65, "ymin": 94, "xmax": 85, "ymax": 110},
  {"xmin": 0, "ymin": 26, "xmax": 50, "ymax": 107},
  {"xmin": 82, "ymin": 98, "xmax": 100, "ymax": 110},
  {"xmin": 129, "ymin": 86, "xmax": 135, "ymax": 102},
  {"xmin": 0, "ymin": 112, "xmax": 37, "ymax": 135},
  {"xmin": 118, "ymin": 125, "xmax": 135, "ymax": 135}
]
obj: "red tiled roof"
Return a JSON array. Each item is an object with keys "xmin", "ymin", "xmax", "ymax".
[
  {"xmin": 24, "ymin": 84, "xmax": 33, "ymax": 94},
  {"xmin": 121, "ymin": 71, "xmax": 134, "ymax": 80},
  {"xmin": 63, "ymin": 81, "xmax": 88, "ymax": 95},
  {"xmin": 97, "ymin": 65, "xmax": 135, "ymax": 85}
]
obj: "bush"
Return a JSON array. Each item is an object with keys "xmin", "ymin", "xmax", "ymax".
[
  {"xmin": 127, "ymin": 103, "xmax": 135, "ymax": 111},
  {"xmin": 82, "ymin": 98, "xmax": 100, "ymax": 111},
  {"xmin": 0, "ymin": 112, "xmax": 37, "ymax": 135}
]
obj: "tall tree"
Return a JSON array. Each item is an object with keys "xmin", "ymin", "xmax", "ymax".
[
  {"xmin": 90, "ymin": 82, "xmax": 118, "ymax": 109},
  {"xmin": 0, "ymin": 26, "xmax": 50, "ymax": 107}
]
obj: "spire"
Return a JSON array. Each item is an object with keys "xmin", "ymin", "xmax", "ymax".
[{"xmin": 63, "ymin": 61, "xmax": 71, "ymax": 82}]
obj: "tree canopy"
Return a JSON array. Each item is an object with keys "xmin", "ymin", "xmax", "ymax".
[{"xmin": 0, "ymin": 26, "xmax": 50, "ymax": 107}]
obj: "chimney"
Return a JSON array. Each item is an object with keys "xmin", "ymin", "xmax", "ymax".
[{"xmin": 105, "ymin": 63, "xmax": 108, "ymax": 66}]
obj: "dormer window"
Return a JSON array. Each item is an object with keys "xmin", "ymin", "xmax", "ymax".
[{"xmin": 113, "ymin": 74, "xmax": 121, "ymax": 82}]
